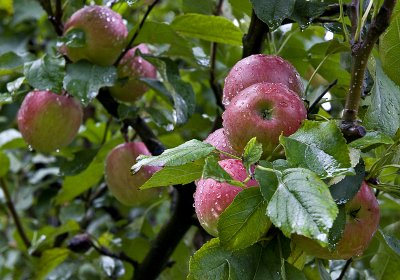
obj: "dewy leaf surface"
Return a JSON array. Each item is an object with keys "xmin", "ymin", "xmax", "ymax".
[
  {"xmin": 250, "ymin": 0, "xmax": 296, "ymax": 30},
  {"xmin": 280, "ymin": 120, "xmax": 353, "ymax": 178},
  {"xmin": 132, "ymin": 139, "xmax": 215, "ymax": 172},
  {"xmin": 267, "ymin": 168, "xmax": 338, "ymax": 245}
]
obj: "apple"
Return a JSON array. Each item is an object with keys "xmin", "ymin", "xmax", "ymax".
[
  {"xmin": 204, "ymin": 128, "xmax": 239, "ymax": 159},
  {"xmin": 222, "ymin": 82, "xmax": 307, "ymax": 158},
  {"xmin": 110, "ymin": 44, "xmax": 157, "ymax": 103},
  {"xmin": 17, "ymin": 90, "xmax": 83, "ymax": 153},
  {"xmin": 223, "ymin": 54, "xmax": 304, "ymax": 106},
  {"xmin": 105, "ymin": 142, "xmax": 161, "ymax": 206},
  {"xmin": 194, "ymin": 159, "xmax": 258, "ymax": 236},
  {"xmin": 292, "ymin": 181, "xmax": 380, "ymax": 260},
  {"xmin": 61, "ymin": 5, "xmax": 128, "ymax": 66}
]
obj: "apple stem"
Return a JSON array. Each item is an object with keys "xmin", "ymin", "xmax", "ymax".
[
  {"xmin": 0, "ymin": 178, "xmax": 32, "ymax": 249},
  {"xmin": 340, "ymin": 0, "xmax": 396, "ymax": 141}
]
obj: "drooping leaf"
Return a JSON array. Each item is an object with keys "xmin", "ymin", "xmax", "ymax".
[
  {"xmin": 132, "ymin": 139, "xmax": 215, "ymax": 173},
  {"xmin": 35, "ymin": 248, "xmax": 70, "ymax": 280},
  {"xmin": 349, "ymin": 131, "xmax": 394, "ymax": 151},
  {"xmin": 63, "ymin": 60, "xmax": 117, "ymax": 105},
  {"xmin": 0, "ymin": 51, "xmax": 25, "ymax": 75},
  {"xmin": 171, "ymin": 13, "xmax": 243, "ymax": 45},
  {"xmin": 0, "ymin": 151, "xmax": 10, "ymax": 177},
  {"xmin": 218, "ymin": 187, "xmax": 271, "ymax": 250},
  {"xmin": 202, "ymin": 155, "xmax": 245, "ymax": 187},
  {"xmin": 327, "ymin": 204, "xmax": 346, "ymax": 250},
  {"xmin": 58, "ymin": 148, "xmax": 100, "ymax": 176},
  {"xmin": 242, "ymin": 137, "xmax": 263, "ymax": 171},
  {"xmin": 280, "ymin": 120, "xmax": 353, "ymax": 178},
  {"xmin": 250, "ymin": 0, "xmax": 296, "ymax": 30},
  {"xmin": 289, "ymin": 0, "xmax": 330, "ymax": 29},
  {"xmin": 140, "ymin": 159, "xmax": 204, "ymax": 189},
  {"xmin": 364, "ymin": 60, "xmax": 400, "ymax": 138},
  {"xmin": 24, "ymin": 55, "xmax": 65, "ymax": 93},
  {"xmin": 0, "ymin": 129, "xmax": 23, "ymax": 149},
  {"xmin": 254, "ymin": 161, "xmax": 279, "ymax": 202},
  {"xmin": 267, "ymin": 168, "xmax": 338, "ymax": 246}
]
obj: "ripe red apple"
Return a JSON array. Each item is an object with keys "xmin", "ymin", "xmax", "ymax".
[
  {"xmin": 222, "ymin": 82, "xmax": 307, "ymax": 158},
  {"xmin": 17, "ymin": 90, "xmax": 83, "ymax": 153},
  {"xmin": 223, "ymin": 54, "xmax": 304, "ymax": 106},
  {"xmin": 292, "ymin": 181, "xmax": 380, "ymax": 260},
  {"xmin": 105, "ymin": 142, "xmax": 161, "ymax": 206},
  {"xmin": 194, "ymin": 159, "xmax": 258, "ymax": 236},
  {"xmin": 204, "ymin": 128, "xmax": 239, "ymax": 159},
  {"xmin": 61, "ymin": 5, "xmax": 128, "ymax": 66},
  {"xmin": 110, "ymin": 44, "xmax": 157, "ymax": 103}
]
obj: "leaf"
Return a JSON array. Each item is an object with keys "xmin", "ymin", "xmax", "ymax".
[
  {"xmin": 327, "ymin": 204, "xmax": 346, "ymax": 250},
  {"xmin": 0, "ymin": 128, "xmax": 23, "ymax": 149},
  {"xmin": 349, "ymin": 131, "xmax": 394, "ymax": 150},
  {"xmin": 364, "ymin": 60, "xmax": 400, "ymax": 138},
  {"xmin": 0, "ymin": 51, "xmax": 25, "ymax": 75},
  {"xmin": 55, "ymin": 138, "xmax": 121, "ymax": 204},
  {"xmin": 24, "ymin": 55, "xmax": 65, "ymax": 93},
  {"xmin": 63, "ymin": 61, "xmax": 117, "ymax": 105},
  {"xmin": 250, "ymin": 0, "xmax": 296, "ymax": 30},
  {"xmin": 132, "ymin": 139, "xmax": 215, "ymax": 172},
  {"xmin": 140, "ymin": 160, "xmax": 204, "ymax": 189},
  {"xmin": 170, "ymin": 13, "xmax": 243, "ymax": 45},
  {"xmin": 202, "ymin": 155, "xmax": 244, "ymax": 187},
  {"xmin": 188, "ymin": 238, "xmax": 307, "ymax": 280},
  {"xmin": 280, "ymin": 120, "xmax": 353, "ymax": 178},
  {"xmin": 142, "ymin": 56, "xmax": 195, "ymax": 125},
  {"xmin": 254, "ymin": 161, "xmax": 279, "ymax": 202},
  {"xmin": 289, "ymin": 0, "xmax": 329, "ymax": 29},
  {"xmin": 218, "ymin": 187, "xmax": 271, "ymax": 250},
  {"xmin": 58, "ymin": 148, "xmax": 100, "ymax": 176},
  {"xmin": 242, "ymin": 137, "xmax": 263, "ymax": 171},
  {"xmin": 35, "ymin": 248, "xmax": 70, "ymax": 280},
  {"xmin": 267, "ymin": 168, "xmax": 338, "ymax": 246},
  {"xmin": 0, "ymin": 151, "xmax": 10, "ymax": 177},
  {"xmin": 329, "ymin": 161, "xmax": 365, "ymax": 205}
]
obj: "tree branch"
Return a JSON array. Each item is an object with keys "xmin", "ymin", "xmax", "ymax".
[
  {"xmin": 340, "ymin": 0, "xmax": 397, "ymax": 141},
  {"xmin": 0, "ymin": 178, "xmax": 31, "ymax": 249},
  {"xmin": 337, "ymin": 258, "xmax": 352, "ymax": 280},
  {"xmin": 242, "ymin": 10, "xmax": 269, "ymax": 58},
  {"xmin": 37, "ymin": 0, "xmax": 63, "ymax": 36}
]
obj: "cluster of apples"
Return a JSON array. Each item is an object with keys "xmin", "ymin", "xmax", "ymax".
[
  {"xmin": 194, "ymin": 55, "xmax": 380, "ymax": 260},
  {"xmin": 16, "ymin": 5, "xmax": 160, "ymax": 205}
]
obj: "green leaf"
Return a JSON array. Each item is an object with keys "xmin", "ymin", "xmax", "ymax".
[
  {"xmin": 280, "ymin": 120, "xmax": 353, "ymax": 178},
  {"xmin": 250, "ymin": 0, "xmax": 296, "ymax": 30},
  {"xmin": 329, "ymin": 161, "xmax": 365, "ymax": 204},
  {"xmin": 142, "ymin": 56, "xmax": 195, "ymax": 125},
  {"xmin": 140, "ymin": 159, "xmax": 204, "ymax": 189},
  {"xmin": 267, "ymin": 168, "xmax": 338, "ymax": 245},
  {"xmin": 0, "ymin": 128, "xmax": 22, "ymax": 149},
  {"xmin": 188, "ymin": 238, "xmax": 306, "ymax": 280},
  {"xmin": 202, "ymin": 155, "xmax": 245, "ymax": 187},
  {"xmin": 170, "ymin": 13, "xmax": 243, "ymax": 46},
  {"xmin": 242, "ymin": 137, "xmax": 263, "ymax": 171},
  {"xmin": 289, "ymin": 0, "xmax": 329, "ymax": 29},
  {"xmin": 349, "ymin": 131, "xmax": 394, "ymax": 150},
  {"xmin": 218, "ymin": 187, "xmax": 271, "ymax": 250},
  {"xmin": 132, "ymin": 139, "xmax": 215, "ymax": 172},
  {"xmin": 55, "ymin": 137, "xmax": 121, "ymax": 204},
  {"xmin": 327, "ymin": 204, "xmax": 346, "ymax": 250},
  {"xmin": 0, "ymin": 51, "xmax": 25, "ymax": 75},
  {"xmin": 364, "ymin": 60, "xmax": 400, "ymax": 137},
  {"xmin": 35, "ymin": 248, "xmax": 70, "ymax": 280},
  {"xmin": 254, "ymin": 161, "xmax": 279, "ymax": 202},
  {"xmin": 24, "ymin": 54, "xmax": 65, "ymax": 93},
  {"xmin": 60, "ymin": 28, "xmax": 86, "ymax": 48},
  {"xmin": 0, "ymin": 0, "xmax": 13, "ymax": 14},
  {"xmin": 63, "ymin": 61, "xmax": 117, "ymax": 105},
  {"xmin": 58, "ymin": 148, "xmax": 100, "ymax": 176},
  {"xmin": 0, "ymin": 151, "xmax": 10, "ymax": 177}
]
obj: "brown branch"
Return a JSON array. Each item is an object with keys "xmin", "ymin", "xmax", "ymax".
[
  {"xmin": 37, "ymin": 0, "xmax": 63, "ymax": 35},
  {"xmin": 242, "ymin": 10, "xmax": 269, "ymax": 58},
  {"xmin": 340, "ymin": 0, "xmax": 397, "ymax": 141},
  {"xmin": 0, "ymin": 178, "xmax": 31, "ymax": 249}
]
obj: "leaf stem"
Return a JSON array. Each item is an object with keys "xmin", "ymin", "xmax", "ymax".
[
  {"xmin": 336, "ymin": 258, "xmax": 352, "ymax": 280},
  {"xmin": 0, "ymin": 178, "xmax": 31, "ymax": 249}
]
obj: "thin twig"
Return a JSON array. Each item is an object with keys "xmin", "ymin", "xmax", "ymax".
[
  {"xmin": 307, "ymin": 79, "xmax": 338, "ymax": 114},
  {"xmin": 93, "ymin": 243, "xmax": 139, "ymax": 269},
  {"xmin": 337, "ymin": 258, "xmax": 352, "ymax": 280},
  {"xmin": 37, "ymin": 0, "xmax": 63, "ymax": 35},
  {"xmin": 0, "ymin": 178, "xmax": 31, "ymax": 249}
]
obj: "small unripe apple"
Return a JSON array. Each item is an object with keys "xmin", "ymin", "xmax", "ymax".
[
  {"xmin": 204, "ymin": 128, "xmax": 239, "ymax": 159},
  {"xmin": 17, "ymin": 90, "xmax": 83, "ymax": 153},
  {"xmin": 61, "ymin": 5, "xmax": 128, "ymax": 66},
  {"xmin": 105, "ymin": 142, "xmax": 161, "ymax": 206},
  {"xmin": 222, "ymin": 82, "xmax": 307, "ymax": 158},
  {"xmin": 110, "ymin": 44, "xmax": 157, "ymax": 103},
  {"xmin": 223, "ymin": 54, "xmax": 304, "ymax": 106},
  {"xmin": 292, "ymin": 181, "xmax": 380, "ymax": 260},
  {"xmin": 194, "ymin": 159, "xmax": 258, "ymax": 236}
]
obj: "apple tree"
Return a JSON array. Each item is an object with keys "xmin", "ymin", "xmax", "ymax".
[{"xmin": 0, "ymin": 0, "xmax": 399, "ymax": 279}]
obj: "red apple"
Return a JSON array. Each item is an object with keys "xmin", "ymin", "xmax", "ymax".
[
  {"xmin": 222, "ymin": 82, "xmax": 307, "ymax": 158},
  {"xmin": 204, "ymin": 128, "xmax": 239, "ymax": 159},
  {"xmin": 223, "ymin": 54, "xmax": 304, "ymax": 106},
  {"xmin": 61, "ymin": 5, "xmax": 128, "ymax": 66},
  {"xmin": 17, "ymin": 90, "xmax": 83, "ymax": 153},
  {"xmin": 292, "ymin": 181, "xmax": 380, "ymax": 259},
  {"xmin": 105, "ymin": 142, "xmax": 161, "ymax": 206},
  {"xmin": 194, "ymin": 159, "xmax": 258, "ymax": 236},
  {"xmin": 110, "ymin": 44, "xmax": 157, "ymax": 103}
]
